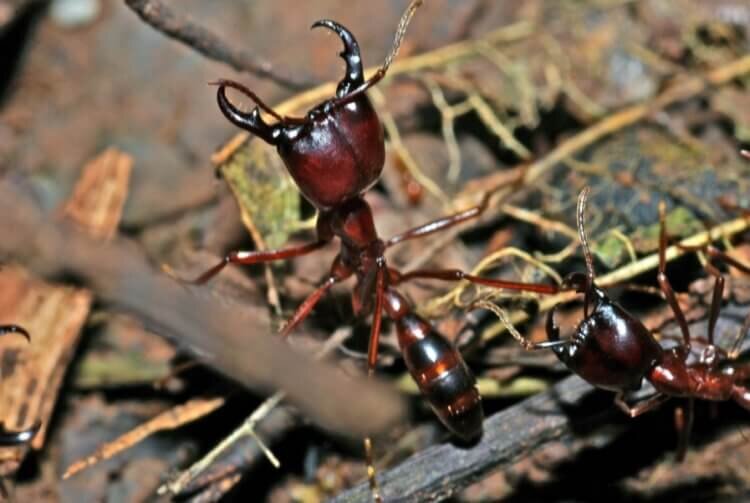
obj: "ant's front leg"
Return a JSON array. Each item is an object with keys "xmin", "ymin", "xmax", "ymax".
[
  {"xmin": 614, "ymin": 392, "xmax": 670, "ymax": 418},
  {"xmin": 675, "ymin": 229, "xmax": 750, "ymax": 346},
  {"xmin": 167, "ymin": 240, "xmax": 331, "ymax": 285},
  {"xmin": 383, "ymin": 186, "xmax": 508, "ymax": 248},
  {"xmin": 167, "ymin": 211, "xmax": 336, "ymax": 285},
  {"xmin": 657, "ymin": 202, "xmax": 693, "ymax": 350}
]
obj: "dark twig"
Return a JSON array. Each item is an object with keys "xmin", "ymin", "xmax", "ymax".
[
  {"xmin": 0, "ymin": 182, "xmax": 405, "ymax": 438},
  {"xmin": 123, "ymin": 0, "xmax": 313, "ymax": 90},
  {"xmin": 332, "ymin": 301, "xmax": 750, "ymax": 501},
  {"xmin": 331, "ymin": 376, "xmax": 602, "ymax": 502}
]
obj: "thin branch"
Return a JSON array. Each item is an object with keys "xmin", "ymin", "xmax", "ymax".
[
  {"xmin": 123, "ymin": 0, "xmax": 312, "ymax": 90},
  {"xmin": 163, "ymin": 328, "xmax": 352, "ymax": 497},
  {"xmin": 331, "ymin": 375, "xmax": 601, "ymax": 502},
  {"xmin": 0, "ymin": 182, "xmax": 405, "ymax": 438}
]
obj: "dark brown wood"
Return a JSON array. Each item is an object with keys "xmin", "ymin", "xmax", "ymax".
[
  {"xmin": 330, "ymin": 297, "xmax": 750, "ymax": 502},
  {"xmin": 331, "ymin": 376, "xmax": 603, "ymax": 502}
]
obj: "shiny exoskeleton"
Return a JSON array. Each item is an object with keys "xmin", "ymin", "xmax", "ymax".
[
  {"xmin": 0, "ymin": 324, "xmax": 40, "ymax": 446},
  {"xmin": 530, "ymin": 188, "xmax": 750, "ymax": 458},
  {"xmin": 179, "ymin": 20, "xmax": 559, "ymax": 441}
]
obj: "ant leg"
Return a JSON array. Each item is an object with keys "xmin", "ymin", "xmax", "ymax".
[
  {"xmin": 167, "ymin": 240, "xmax": 329, "ymax": 285},
  {"xmin": 705, "ymin": 264, "xmax": 724, "ymax": 346},
  {"xmin": 385, "ymin": 192, "xmax": 493, "ymax": 248},
  {"xmin": 674, "ymin": 399, "xmax": 695, "ymax": 461},
  {"xmin": 614, "ymin": 392, "xmax": 669, "ymax": 418},
  {"xmin": 731, "ymin": 383, "xmax": 750, "ymax": 411},
  {"xmin": 677, "ymin": 237, "xmax": 750, "ymax": 276},
  {"xmin": 391, "ymin": 267, "xmax": 558, "ymax": 294},
  {"xmin": 0, "ymin": 325, "xmax": 30, "ymax": 341},
  {"xmin": 278, "ymin": 276, "xmax": 339, "ymax": 338},
  {"xmin": 367, "ymin": 265, "xmax": 387, "ymax": 373},
  {"xmin": 728, "ymin": 309, "xmax": 750, "ymax": 359},
  {"xmin": 697, "ymin": 245, "xmax": 750, "ymax": 275},
  {"xmin": 657, "ymin": 201, "xmax": 692, "ymax": 350},
  {"xmin": 364, "ymin": 264, "xmax": 386, "ymax": 503}
]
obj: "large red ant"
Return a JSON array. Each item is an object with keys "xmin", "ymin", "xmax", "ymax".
[
  {"xmin": 169, "ymin": 17, "xmax": 559, "ymax": 498},
  {"xmin": 518, "ymin": 187, "xmax": 750, "ymax": 458},
  {"xmin": 0, "ymin": 324, "xmax": 40, "ymax": 445}
]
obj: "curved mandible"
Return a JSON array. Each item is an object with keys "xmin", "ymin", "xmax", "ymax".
[
  {"xmin": 0, "ymin": 325, "xmax": 29, "ymax": 342},
  {"xmin": 215, "ymin": 81, "xmax": 282, "ymax": 145},
  {"xmin": 311, "ymin": 19, "xmax": 365, "ymax": 97}
]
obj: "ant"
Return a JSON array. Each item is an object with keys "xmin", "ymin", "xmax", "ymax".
[
  {"xmin": 170, "ymin": 17, "xmax": 559, "ymax": 498},
  {"xmin": 0, "ymin": 324, "xmax": 40, "ymax": 446},
  {"xmin": 516, "ymin": 187, "xmax": 750, "ymax": 459}
]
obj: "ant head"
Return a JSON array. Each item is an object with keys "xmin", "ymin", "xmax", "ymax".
[
  {"xmin": 215, "ymin": 20, "xmax": 385, "ymax": 210},
  {"xmin": 547, "ymin": 188, "xmax": 662, "ymax": 391}
]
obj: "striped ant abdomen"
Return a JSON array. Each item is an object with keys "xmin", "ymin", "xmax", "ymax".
[{"xmin": 385, "ymin": 288, "xmax": 483, "ymax": 440}]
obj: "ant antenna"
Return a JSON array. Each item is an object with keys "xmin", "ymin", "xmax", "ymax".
[{"xmin": 577, "ymin": 186, "xmax": 595, "ymax": 317}]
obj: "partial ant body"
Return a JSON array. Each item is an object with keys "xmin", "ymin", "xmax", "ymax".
[
  {"xmin": 0, "ymin": 324, "xmax": 40, "ymax": 445},
  {"xmin": 519, "ymin": 187, "xmax": 750, "ymax": 458},
  {"xmin": 172, "ymin": 18, "xmax": 559, "ymax": 490}
]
